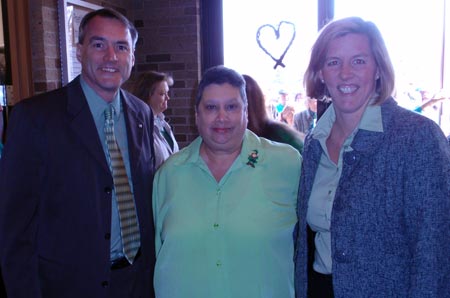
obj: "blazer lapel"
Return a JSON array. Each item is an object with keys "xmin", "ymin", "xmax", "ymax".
[
  {"xmin": 121, "ymin": 91, "xmax": 145, "ymax": 174},
  {"xmin": 348, "ymin": 98, "xmax": 396, "ymax": 162},
  {"xmin": 341, "ymin": 106, "xmax": 388, "ymax": 179},
  {"xmin": 66, "ymin": 78, "xmax": 110, "ymax": 173},
  {"xmin": 302, "ymin": 135, "xmax": 322, "ymax": 203}
]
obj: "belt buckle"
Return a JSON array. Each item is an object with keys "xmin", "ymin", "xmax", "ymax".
[
  {"xmin": 111, "ymin": 257, "xmax": 130, "ymax": 270},
  {"xmin": 110, "ymin": 248, "xmax": 141, "ymax": 270}
]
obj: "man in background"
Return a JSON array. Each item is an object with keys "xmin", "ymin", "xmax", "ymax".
[{"xmin": 294, "ymin": 97, "xmax": 317, "ymax": 136}]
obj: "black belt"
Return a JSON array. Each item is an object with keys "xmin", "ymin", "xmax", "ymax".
[
  {"xmin": 110, "ymin": 248, "xmax": 141, "ymax": 270},
  {"xmin": 312, "ymin": 270, "xmax": 332, "ymax": 281}
]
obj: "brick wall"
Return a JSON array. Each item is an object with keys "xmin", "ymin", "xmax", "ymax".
[
  {"xmin": 29, "ymin": 0, "xmax": 125, "ymax": 94},
  {"xmin": 28, "ymin": 0, "xmax": 201, "ymax": 148},
  {"xmin": 29, "ymin": 0, "xmax": 61, "ymax": 93},
  {"xmin": 128, "ymin": 0, "xmax": 201, "ymax": 147}
]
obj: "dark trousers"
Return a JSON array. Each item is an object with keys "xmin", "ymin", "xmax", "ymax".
[
  {"xmin": 110, "ymin": 251, "xmax": 152, "ymax": 298},
  {"xmin": 307, "ymin": 270, "xmax": 334, "ymax": 298},
  {"xmin": 0, "ymin": 268, "xmax": 6, "ymax": 298}
]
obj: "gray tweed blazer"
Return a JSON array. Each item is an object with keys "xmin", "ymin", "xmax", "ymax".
[{"xmin": 294, "ymin": 98, "xmax": 450, "ymax": 298}]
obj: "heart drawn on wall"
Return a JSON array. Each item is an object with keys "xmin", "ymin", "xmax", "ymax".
[{"xmin": 256, "ymin": 21, "xmax": 296, "ymax": 69}]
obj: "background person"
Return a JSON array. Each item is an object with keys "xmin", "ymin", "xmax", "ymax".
[
  {"xmin": 0, "ymin": 8, "xmax": 156, "ymax": 298},
  {"xmin": 153, "ymin": 66, "xmax": 301, "ymax": 298},
  {"xmin": 130, "ymin": 71, "xmax": 179, "ymax": 169},
  {"xmin": 294, "ymin": 17, "xmax": 450, "ymax": 298},
  {"xmin": 244, "ymin": 74, "xmax": 304, "ymax": 153},
  {"xmin": 279, "ymin": 104, "xmax": 296, "ymax": 126},
  {"xmin": 293, "ymin": 97, "xmax": 317, "ymax": 136},
  {"xmin": 292, "ymin": 91, "xmax": 306, "ymax": 112},
  {"xmin": 274, "ymin": 89, "xmax": 289, "ymax": 118}
]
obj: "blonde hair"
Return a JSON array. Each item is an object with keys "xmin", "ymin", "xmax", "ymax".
[{"xmin": 304, "ymin": 17, "xmax": 395, "ymax": 105}]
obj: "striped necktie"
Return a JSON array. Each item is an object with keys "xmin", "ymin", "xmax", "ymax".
[{"xmin": 104, "ymin": 106, "xmax": 140, "ymax": 264}]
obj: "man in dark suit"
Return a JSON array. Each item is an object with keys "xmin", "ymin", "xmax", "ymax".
[{"xmin": 0, "ymin": 8, "xmax": 155, "ymax": 298}]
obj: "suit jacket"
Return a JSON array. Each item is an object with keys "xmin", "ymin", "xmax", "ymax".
[
  {"xmin": 0, "ymin": 77, "xmax": 156, "ymax": 298},
  {"xmin": 294, "ymin": 98, "xmax": 450, "ymax": 298}
]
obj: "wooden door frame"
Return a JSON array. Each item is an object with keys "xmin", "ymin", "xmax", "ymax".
[{"xmin": 5, "ymin": 0, "xmax": 33, "ymax": 103}]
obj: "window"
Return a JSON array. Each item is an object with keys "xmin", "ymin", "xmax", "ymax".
[
  {"xmin": 335, "ymin": 0, "xmax": 449, "ymax": 135},
  {"xmin": 223, "ymin": 0, "xmax": 450, "ymax": 135},
  {"xmin": 223, "ymin": 0, "xmax": 317, "ymax": 113}
]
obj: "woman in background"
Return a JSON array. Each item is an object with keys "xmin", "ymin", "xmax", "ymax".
[
  {"xmin": 244, "ymin": 74, "xmax": 304, "ymax": 153},
  {"xmin": 294, "ymin": 17, "xmax": 450, "ymax": 298},
  {"xmin": 131, "ymin": 71, "xmax": 179, "ymax": 168}
]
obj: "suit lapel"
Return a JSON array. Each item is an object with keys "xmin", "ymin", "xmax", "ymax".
[
  {"xmin": 121, "ymin": 91, "xmax": 145, "ymax": 175},
  {"xmin": 66, "ymin": 78, "xmax": 110, "ymax": 173}
]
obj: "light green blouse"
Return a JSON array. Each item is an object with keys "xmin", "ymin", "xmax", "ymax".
[{"xmin": 153, "ymin": 130, "xmax": 301, "ymax": 298}]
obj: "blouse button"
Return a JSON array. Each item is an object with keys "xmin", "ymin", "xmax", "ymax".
[{"xmin": 335, "ymin": 250, "xmax": 351, "ymax": 263}]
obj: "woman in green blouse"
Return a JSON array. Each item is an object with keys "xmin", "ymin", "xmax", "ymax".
[{"xmin": 152, "ymin": 66, "xmax": 302, "ymax": 298}]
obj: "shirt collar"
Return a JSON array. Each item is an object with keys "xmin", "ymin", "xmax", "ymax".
[
  {"xmin": 312, "ymin": 101, "xmax": 383, "ymax": 141},
  {"xmin": 80, "ymin": 76, "xmax": 121, "ymax": 120},
  {"xmin": 180, "ymin": 129, "xmax": 258, "ymax": 167},
  {"xmin": 359, "ymin": 104, "xmax": 383, "ymax": 133}
]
